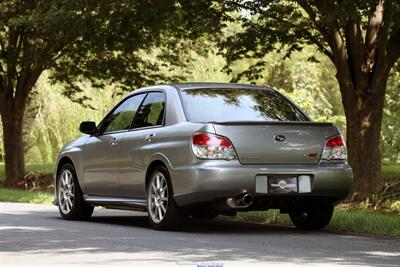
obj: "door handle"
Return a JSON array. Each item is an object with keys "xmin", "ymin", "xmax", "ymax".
[
  {"xmin": 145, "ymin": 133, "xmax": 157, "ymax": 142},
  {"xmin": 109, "ymin": 137, "xmax": 119, "ymax": 146}
]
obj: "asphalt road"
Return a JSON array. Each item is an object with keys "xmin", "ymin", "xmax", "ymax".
[{"xmin": 1, "ymin": 202, "xmax": 399, "ymax": 267}]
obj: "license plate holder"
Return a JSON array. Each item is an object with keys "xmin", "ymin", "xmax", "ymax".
[{"xmin": 267, "ymin": 176, "xmax": 298, "ymax": 193}]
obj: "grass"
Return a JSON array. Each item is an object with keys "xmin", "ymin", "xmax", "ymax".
[
  {"xmin": 329, "ymin": 209, "xmax": 400, "ymax": 236},
  {"xmin": 232, "ymin": 207, "xmax": 400, "ymax": 237},
  {"xmin": 0, "ymin": 188, "xmax": 53, "ymax": 204},
  {"xmin": 382, "ymin": 164, "xmax": 400, "ymax": 182},
  {"xmin": 0, "ymin": 163, "xmax": 54, "ymax": 204}
]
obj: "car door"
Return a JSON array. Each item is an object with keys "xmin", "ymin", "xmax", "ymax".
[
  {"xmin": 119, "ymin": 91, "xmax": 166, "ymax": 198},
  {"xmin": 82, "ymin": 93, "xmax": 146, "ymax": 197}
]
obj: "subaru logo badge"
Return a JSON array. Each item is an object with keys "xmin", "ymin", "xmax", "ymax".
[{"xmin": 274, "ymin": 135, "xmax": 286, "ymax": 142}]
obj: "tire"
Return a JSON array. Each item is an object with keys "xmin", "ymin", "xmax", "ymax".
[
  {"xmin": 57, "ymin": 163, "xmax": 94, "ymax": 220},
  {"xmin": 289, "ymin": 205, "xmax": 333, "ymax": 230},
  {"xmin": 146, "ymin": 165, "xmax": 187, "ymax": 230}
]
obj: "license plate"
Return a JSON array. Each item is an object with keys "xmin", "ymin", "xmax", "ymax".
[{"xmin": 267, "ymin": 176, "xmax": 298, "ymax": 193}]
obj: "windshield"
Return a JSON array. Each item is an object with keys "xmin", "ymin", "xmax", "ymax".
[{"xmin": 180, "ymin": 88, "xmax": 309, "ymax": 122}]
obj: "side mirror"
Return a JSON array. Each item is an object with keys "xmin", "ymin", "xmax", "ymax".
[{"xmin": 79, "ymin": 121, "xmax": 97, "ymax": 135}]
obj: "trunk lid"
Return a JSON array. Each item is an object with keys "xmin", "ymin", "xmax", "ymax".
[{"xmin": 212, "ymin": 121, "xmax": 339, "ymax": 165}]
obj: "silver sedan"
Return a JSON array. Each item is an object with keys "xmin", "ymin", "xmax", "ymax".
[{"xmin": 54, "ymin": 83, "xmax": 352, "ymax": 230}]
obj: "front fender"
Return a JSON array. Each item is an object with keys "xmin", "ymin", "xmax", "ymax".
[{"xmin": 53, "ymin": 136, "xmax": 89, "ymax": 204}]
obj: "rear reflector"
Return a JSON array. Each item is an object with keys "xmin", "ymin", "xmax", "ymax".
[{"xmin": 298, "ymin": 175, "xmax": 312, "ymax": 193}]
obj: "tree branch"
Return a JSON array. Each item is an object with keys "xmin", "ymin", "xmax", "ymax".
[
  {"xmin": 314, "ymin": 1, "xmax": 347, "ymax": 66},
  {"xmin": 297, "ymin": 0, "xmax": 317, "ymax": 22},
  {"xmin": 14, "ymin": 64, "xmax": 42, "ymax": 114},
  {"xmin": 370, "ymin": 0, "xmax": 394, "ymax": 93},
  {"xmin": 14, "ymin": 34, "xmax": 44, "ymax": 112},
  {"xmin": 304, "ymin": 31, "xmax": 334, "ymax": 61},
  {"xmin": 344, "ymin": 8, "xmax": 367, "ymax": 90},
  {"xmin": 297, "ymin": 1, "xmax": 334, "ymax": 62},
  {"xmin": 365, "ymin": 0, "xmax": 385, "ymax": 73},
  {"xmin": 6, "ymin": 29, "xmax": 19, "ymax": 99},
  {"xmin": 313, "ymin": 0, "xmax": 355, "ymax": 109}
]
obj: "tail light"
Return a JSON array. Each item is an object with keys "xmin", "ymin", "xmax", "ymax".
[
  {"xmin": 321, "ymin": 135, "xmax": 347, "ymax": 161},
  {"xmin": 192, "ymin": 132, "xmax": 237, "ymax": 160}
]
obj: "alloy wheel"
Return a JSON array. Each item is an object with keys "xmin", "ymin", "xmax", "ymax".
[
  {"xmin": 58, "ymin": 169, "xmax": 75, "ymax": 214},
  {"xmin": 148, "ymin": 172, "xmax": 169, "ymax": 223}
]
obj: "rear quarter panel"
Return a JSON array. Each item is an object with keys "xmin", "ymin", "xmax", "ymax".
[{"xmin": 119, "ymin": 122, "xmax": 215, "ymax": 197}]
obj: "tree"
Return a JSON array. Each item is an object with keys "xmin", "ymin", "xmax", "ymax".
[
  {"xmin": 220, "ymin": 0, "xmax": 400, "ymax": 199},
  {"xmin": 0, "ymin": 0, "xmax": 220, "ymax": 187}
]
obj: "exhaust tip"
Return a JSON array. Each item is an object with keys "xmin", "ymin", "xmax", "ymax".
[
  {"xmin": 226, "ymin": 193, "xmax": 253, "ymax": 208},
  {"xmin": 242, "ymin": 193, "xmax": 253, "ymax": 205}
]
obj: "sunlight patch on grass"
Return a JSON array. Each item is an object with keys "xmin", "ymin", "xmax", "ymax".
[{"xmin": 0, "ymin": 188, "xmax": 53, "ymax": 204}]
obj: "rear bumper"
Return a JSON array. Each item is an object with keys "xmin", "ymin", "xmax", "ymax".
[{"xmin": 170, "ymin": 160, "xmax": 352, "ymax": 207}]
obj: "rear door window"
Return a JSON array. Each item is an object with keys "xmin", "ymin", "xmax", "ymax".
[{"xmin": 132, "ymin": 92, "xmax": 165, "ymax": 128}]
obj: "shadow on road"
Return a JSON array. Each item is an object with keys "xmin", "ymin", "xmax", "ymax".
[
  {"xmin": 88, "ymin": 213, "xmax": 299, "ymax": 234},
  {"xmin": 1, "ymin": 204, "xmax": 399, "ymax": 266}
]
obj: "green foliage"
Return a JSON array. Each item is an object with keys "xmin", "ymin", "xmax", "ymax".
[
  {"xmin": 357, "ymin": 194, "xmax": 400, "ymax": 214},
  {"xmin": 23, "ymin": 73, "xmax": 120, "ymax": 163},
  {"xmin": 382, "ymin": 64, "xmax": 400, "ymax": 163},
  {"xmin": 220, "ymin": 1, "xmax": 400, "ymax": 74},
  {"xmin": 151, "ymin": 41, "xmax": 232, "ymax": 83},
  {"xmin": 263, "ymin": 49, "xmax": 345, "ymax": 131},
  {"xmin": 382, "ymin": 165, "xmax": 400, "ymax": 182},
  {"xmin": 0, "ymin": 0, "xmax": 222, "ymax": 97}
]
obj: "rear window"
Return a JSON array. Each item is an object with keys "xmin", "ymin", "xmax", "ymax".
[{"xmin": 180, "ymin": 88, "xmax": 309, "ymax": 122}]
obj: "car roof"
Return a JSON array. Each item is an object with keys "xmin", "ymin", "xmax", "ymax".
[{"xmin": 127, "ymin": 83, "xmax": 275, "ymax": 96}]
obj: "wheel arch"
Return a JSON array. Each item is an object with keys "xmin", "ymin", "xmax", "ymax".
[
  {"xmin": 56, "ymin": 156, "xmax": 75, "ymax": 177},
  {"xmin": 55, "ymin": 156, "xmax": 85, "ymax": 191},
  {"xmin": 145, "ymin": 160, "xmax": 168, "ymax": 188}
]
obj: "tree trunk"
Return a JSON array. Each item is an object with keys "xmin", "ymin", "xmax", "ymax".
[
  {"xmin": 1, "ymin": 106, "xmax": 26, "ymax": 188},
  {"xmin": 342, "ymin": 84, "xmax": 385, "ymax": 200}
]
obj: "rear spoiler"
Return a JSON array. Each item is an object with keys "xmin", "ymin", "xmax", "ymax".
[{"xmin": 211, "ymin": 121, "xmax": 333, "ymax": 126}]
